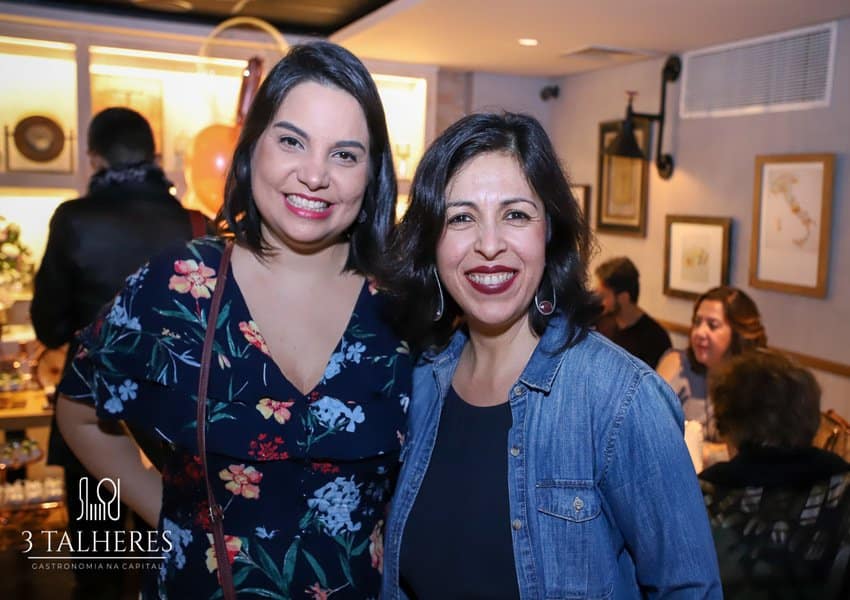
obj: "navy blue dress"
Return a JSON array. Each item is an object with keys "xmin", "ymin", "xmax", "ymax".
[{"xmin": 59, "ymin": 237, "xmax": 412, "ymax": 599}]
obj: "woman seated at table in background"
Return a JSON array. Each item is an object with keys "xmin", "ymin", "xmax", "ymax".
[
  {"xmin": 700, "ymin": 348, "xmax": 850, "ymax": 600},
  {"xmin": 379, "ymin": 112, "xmax": 721, "ymax": 599},
  {"xmin": 657, "ymin": 285, "xmax": 767, "ymax": 468}
]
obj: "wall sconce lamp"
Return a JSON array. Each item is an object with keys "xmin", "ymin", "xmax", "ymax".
[{"xmin": 605, "ymin": 55, "xmax": 681, "ymax": 180}]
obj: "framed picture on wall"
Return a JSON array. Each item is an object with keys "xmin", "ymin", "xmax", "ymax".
[
  {"xmin": 749, "ymin": 153, "xmax": 835, "ymax": 298},
  {"xmin": 596, "ymin": 118, "xmax": 650, "ymax": 236},
  {"xmin": 569, "ymin": 184, "xmax": 591, "ymax": 218},
  {"xmin": 664, "ymin": 215, "xmax": 732, "ymax": 300}
]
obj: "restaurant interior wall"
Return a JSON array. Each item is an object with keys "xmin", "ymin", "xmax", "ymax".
[{"xmin": 550, "ymin": 18, "xmax": 850, "ymax": 418}]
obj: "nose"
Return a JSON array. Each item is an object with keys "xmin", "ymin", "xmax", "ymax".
[
  {"xmin": 298, "ymin": 152, "xmax": 330, "ymax": 190},
  {"xmin": 473, "ymin": 221, "xmax": 508, "ymax": 259},
  {"xmin": 692, "ymin": 322, "xmax": 708, "ymax": 338}
]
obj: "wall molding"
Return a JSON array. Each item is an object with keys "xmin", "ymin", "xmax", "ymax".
[{"xmin": 657, "ymin": 319, "xmax": 850, "ymax": 379}]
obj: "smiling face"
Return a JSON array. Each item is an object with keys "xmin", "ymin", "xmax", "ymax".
[
  {"xmin": 250, "ymin": 81, "xmax": 370, "ymax": 254},
  {"xmin": 690, "ymin": 299, "xmax": 734, "ymax": 369},
  {"xmin": 436, "ymin": 151, "xmax": 547, "ymax": 335}
]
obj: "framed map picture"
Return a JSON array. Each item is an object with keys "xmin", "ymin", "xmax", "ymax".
[{"xmin": 749, "ymin": 154, "xmax": 835, "ymax": 297}]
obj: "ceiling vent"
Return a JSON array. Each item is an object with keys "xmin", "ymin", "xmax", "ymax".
[
  {"xmin": 561, "ymin": 45, "xmax": 652, "ymax": 60},
  {"xmin": 680, "ymin": 21, "xmax": 835, "ymax": 118}
]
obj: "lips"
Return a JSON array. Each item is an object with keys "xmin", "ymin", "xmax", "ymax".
[
  {"xmin": 284, "ymin": 193, "xmax": 332, "ymax": 219},
  {"xmin": 465, "ymin": 266, "xmax": 517, "ymax": 294}
]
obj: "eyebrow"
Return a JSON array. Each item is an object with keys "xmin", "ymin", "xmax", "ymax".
[
  {"xmin": 272, "ymin": 120, "xmax": 367, "ymax": 152},
  {"xmin": 445, "ymin": 198, "xmax": 538, "ymax": 209}
]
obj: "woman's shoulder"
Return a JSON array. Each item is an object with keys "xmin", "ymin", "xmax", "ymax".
[
  {"xmin": 144, "ymin": 236, "xmax": 226, "ymax": 270},
  {"xmin": 656, "ymin": 348, "xmax": 685, "ymax": 381}
]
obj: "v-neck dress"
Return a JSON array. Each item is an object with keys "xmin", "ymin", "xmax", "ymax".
[{"xmin": 58, "ymin": 237, "xmax": 412, "ymax": 600}]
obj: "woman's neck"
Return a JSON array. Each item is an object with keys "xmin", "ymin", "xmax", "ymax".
[{"xmin": 453, "ymin": 316, "xmax": 539, "ymax": 406}]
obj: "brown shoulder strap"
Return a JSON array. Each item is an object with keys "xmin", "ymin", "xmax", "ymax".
[
  {"xmin": 189, "ymin": 210, "xmax": 207, "ymax": 238},
  {"xmin": 196, "ymin": 240, "xmax": 235, "ymax": 600}
]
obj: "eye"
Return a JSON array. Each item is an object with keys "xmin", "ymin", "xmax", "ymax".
[
  {"xmin": 278, "ymin": 135, "xmax": 302, "ymax": 149},
  {"xmin": 446, "ymin": 212, "xmax": 474, "ymax": 226},
  {"xmin": 332, "ymin": 150, "xmax": 359, "ymax": 164},
  {"xmin": 505, "ymin": 209, "xmax": 531, "ymax": 221}
]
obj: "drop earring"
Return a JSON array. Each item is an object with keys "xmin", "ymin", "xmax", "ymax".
[
  {"xmin": 433, "ymin": 271, "xmax": 445, "ymax": 321},
  {"xmin": 534, "ymin": 281, "xmax": 556, "ymax": 316}
]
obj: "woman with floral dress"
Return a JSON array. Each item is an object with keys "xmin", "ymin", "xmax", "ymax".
[{"xmin": 56, "ymin": 42, "xmax": 411, "ymax": 600}]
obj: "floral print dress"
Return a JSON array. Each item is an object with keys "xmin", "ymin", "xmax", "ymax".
[{"xmin": 58, "ymin": 237, "xmax": 412, "ymax": 600}]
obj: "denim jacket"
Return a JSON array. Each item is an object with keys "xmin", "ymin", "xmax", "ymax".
[{"xmin": 382, "ymin": 315, "xmax": 721, "ymax": 599}]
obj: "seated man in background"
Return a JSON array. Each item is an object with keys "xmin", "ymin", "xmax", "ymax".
[
  {"xmin": 700, "ymin": 349, "xmax": 850, "ymax": 600},
  {"xmin": 594, "ymin": 256, "xmax": 671, "ymax": 367}
]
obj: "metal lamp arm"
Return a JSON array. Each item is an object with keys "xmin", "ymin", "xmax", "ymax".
[{"xmin": 628, "ymin": 55, "xmax": 681, "ymax": 179}]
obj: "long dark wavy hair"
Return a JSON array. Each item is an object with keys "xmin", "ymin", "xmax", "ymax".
[
  {"xmin": 383, "ymin": 111, "xmax": 600, "ymax": 353},
  {"xmin": 687, "ymin": 285, "xmax": 767, "ymax": 374},
  {"xmin": 218, "ymin": 41, "xmax": 397, "ymax": 275}
]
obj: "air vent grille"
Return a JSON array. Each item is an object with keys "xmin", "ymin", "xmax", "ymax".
[{"xmin": 680, "ymin": 22, "xmax": 835, "ymax": 118}]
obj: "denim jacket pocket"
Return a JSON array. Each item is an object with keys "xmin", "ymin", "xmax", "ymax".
[{"xmin": 535, "ymin": 480, "xmax": 612, "ymax": 600}]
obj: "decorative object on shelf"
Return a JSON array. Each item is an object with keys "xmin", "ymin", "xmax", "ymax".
[
  {"xmin": 605, "ymin": 56, "xmax": 681, "ymax": 180},
  {"xmin": 0, "ymin": 438, "xmax": 42, "ymax": 470},
  {"xmin": 186, "ymin": 16, "xmax": 289, "ymax": 216},
  {"xmin": 394, "ymin": 143, "xmax": 411, "ymax": 180},
  {"xmin": 664, "ymin": 215, "xmax": 732, "ymax": 300},
  {"xmin": 12, "ymin": 115, "xmax": 65, "ymax": 163},
  {"xmin": 749, "ymin": 153, "xmax": 835, "ymax": 298},
  {"xmin": 596, "ymin": 118, "xmax": 649, "ymax": 236},
  {"xmin": 0, "ymin": 217, "xmax": 36, "ymax": 302},
  {"xmin": 569, "ymin": 184, "xmax": 591, "ymax": 218}
]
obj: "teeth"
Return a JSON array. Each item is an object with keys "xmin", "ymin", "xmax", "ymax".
[
  {"xmin": 287, "ymin": 194, "xmax": 329, "ymax": 211},
  {"xmin": 468, "ymin": 272, "xmax": 514, "ymax": 285}
]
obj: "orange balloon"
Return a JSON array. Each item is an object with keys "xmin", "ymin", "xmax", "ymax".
[{"xmin": 186, "ymin": 124, "xmax": 239, "ymax": 215}]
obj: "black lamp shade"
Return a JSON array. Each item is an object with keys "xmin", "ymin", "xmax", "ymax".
[{"xmin": 605, "ymin": 118, "xmax": 645, "ymax": 160}]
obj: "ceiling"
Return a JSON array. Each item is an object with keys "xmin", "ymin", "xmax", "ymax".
[
  {"xmin": 20, "ymin": 0, "xmax": 850, "ymax": 76},
  {"xmin": 25, "ymin": 0, "xmax": 395, "ymax": 36}
]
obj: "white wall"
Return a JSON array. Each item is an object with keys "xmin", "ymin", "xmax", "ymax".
[
  {"xmin": 549, "ymin": 19, "xmax": 850, "ymax": 417},
  {"xmin": 469, "ymin": 72, "xmax": 556, "ymax": 132}
]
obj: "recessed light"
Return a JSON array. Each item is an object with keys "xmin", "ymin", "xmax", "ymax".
[{"xmin": 518, "ymin": 38, "xmax": 539, "ymax": 47}]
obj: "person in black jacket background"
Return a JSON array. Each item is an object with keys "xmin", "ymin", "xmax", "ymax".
[{"xmin": 30, "ymin": 107, "xmax": 206, "ymax": 599}]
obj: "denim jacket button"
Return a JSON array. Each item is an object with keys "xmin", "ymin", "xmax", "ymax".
[
  {"xmin": 511, "ymin": 518, "xmax": 523, "ymax": 530},
  {"xmin": 512, "ymin": 385, "xmax": 524, "ymax": 397},
  {"xmin": 573, "ymin": 497, "xmax": 584, "ymax": 511},
  {"xmin": 510, "ymin": 446, "xmax": 521, "ymax": 457}
]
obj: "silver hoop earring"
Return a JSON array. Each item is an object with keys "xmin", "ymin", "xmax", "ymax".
[
  {"xmin": 357, "ymin": 209, "xmax": 367, "ymax": 224},
  {"xmin": 433, "ymin": 271, "xmax": 445, "ymax": 321},
  {"xmin": 534, "ymin": 284, "xmax": 556, "ymax": 316}
]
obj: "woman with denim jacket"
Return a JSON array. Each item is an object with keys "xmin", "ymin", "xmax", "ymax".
[{"xmin": 380, "ymin": 112, "xmax": 721, "ymax": 599}]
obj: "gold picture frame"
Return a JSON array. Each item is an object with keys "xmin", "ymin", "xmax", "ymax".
[
  {"xmin": 596, "ymin": 118, "xmax": 650, "ymax": 236},
  {"xmin": 749, "ymin": 154, "xmax": 835, "ymax": 298},
  {"xmin": 664, "ymin": 215, "xmax": 731, "ymax": 300}
]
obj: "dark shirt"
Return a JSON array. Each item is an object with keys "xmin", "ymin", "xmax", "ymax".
[
  {"xmin": 30, "ymin": 164, "xmax": 205, "ymax": 469},
  {"xmin": 700, "ymin": 445, "xmax": 850, "ymax": 600},
  {"xmin": 609, "ymin": 313, "xmax": 671, "ymax": 368},
  {"xmin": 400, "ymin": 386, "xmax": 520, "ymax": 600}
]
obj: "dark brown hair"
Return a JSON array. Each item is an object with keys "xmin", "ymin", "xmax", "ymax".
[
  {"xmin": 710, "ymin": 349, "xmax": 821, "ymax": 449},
  {"xmin": 384, "ymin": 111, "xmax": 599, "ymax": 353},
  {"xmin": 218, "ymin": 41, "xmax": 396, "ymax": 275}
]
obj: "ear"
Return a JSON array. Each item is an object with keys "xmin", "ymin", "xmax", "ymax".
[{"xmin": 88, "ymin": 151, "xmax": 108, "ymax": 172}]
